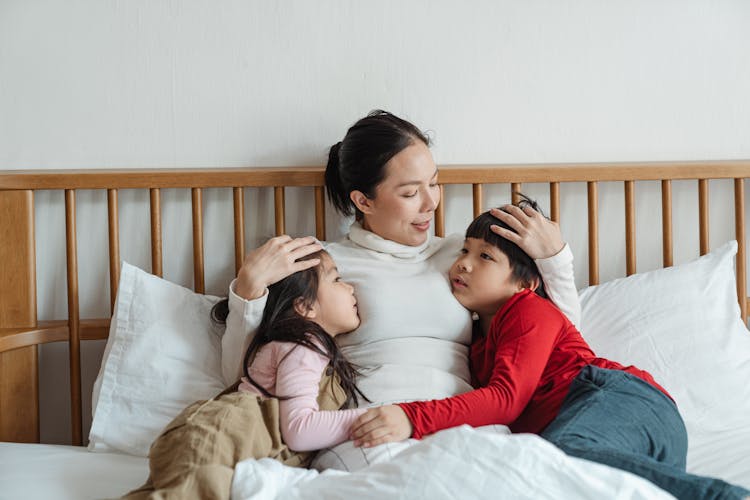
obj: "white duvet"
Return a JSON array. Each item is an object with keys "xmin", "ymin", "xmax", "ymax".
[{"xmin": 231, "ymin": 426, "xmax": 674, "ymax": 500}]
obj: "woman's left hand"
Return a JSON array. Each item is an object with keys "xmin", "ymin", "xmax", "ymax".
[
  {"xmin": 489, "ymin": 205, "xmax": 564, "ymax": 259},
  {"xmin": 349, "ymin": 405, "xmax": 413, "ymax": 448}
]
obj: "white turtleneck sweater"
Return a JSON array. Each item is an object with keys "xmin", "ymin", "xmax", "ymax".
[{"xmin": 221, "ymin": 223, "xmax": 580, "ymax": 407}]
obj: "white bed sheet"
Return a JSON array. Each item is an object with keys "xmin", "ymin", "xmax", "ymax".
[
  {"xmin": 233, "ymin": 426, "xmax": 676, "ymax": 500},
  {"xmin": 0, "ymin": 442, "xmax": 148, "ymax": 500}
]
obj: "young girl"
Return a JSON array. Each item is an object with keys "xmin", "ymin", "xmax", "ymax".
[
  {"xmin": 124, "ymin": 249, "xmax": 368, "ymax": 500},
  {"xmin": 350, "ymin": 199, "xmax": 750, "ymax": 500}
]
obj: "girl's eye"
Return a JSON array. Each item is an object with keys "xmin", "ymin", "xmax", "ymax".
[
  {"xmin": 480, "ymin": 253, "xmax": 494, "ymax": 261},
  {"xmin": 334, "ymin": 276, "xmax": 341, "ymax": 282},
  {"xmin": 429, "ymin": 182, "xmax": 438, "ymax": 188},
  {"xmin": 459, "ymin": 248, "xmax": 468, "ymax": 254}
]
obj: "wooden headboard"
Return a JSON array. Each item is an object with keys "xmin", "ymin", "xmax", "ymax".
[{"xmin": 2, "ymin": 160, "xmax": 749, "ymax": 445}]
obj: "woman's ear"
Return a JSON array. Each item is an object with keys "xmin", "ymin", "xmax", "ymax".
[
  {"xmin": 350, "ymin": 190, "xmax": 374, "ymax": 215},
  {"xmin": 294, "ymin": 297, "xmax": 317, "ymax": 319}
]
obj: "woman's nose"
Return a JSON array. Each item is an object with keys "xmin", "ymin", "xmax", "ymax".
[{"xmin": 421, "ymin": 186, "xmax": 438, "ymax": 212}]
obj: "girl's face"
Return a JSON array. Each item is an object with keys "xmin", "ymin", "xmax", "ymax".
[
  {"xmin": 449, "ymin": 238, "xmax": 524, "ymax": 319},
  {"xmin": 308, "ymin": 256, "xmax": 360, "ymax": 336},
  {"xmin": 353, "ymin": 141, "xmax": 440, "ymax": 247}
]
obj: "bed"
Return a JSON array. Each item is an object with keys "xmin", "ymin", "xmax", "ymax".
[{"xmin": 1, "ymin": 161, "xmax": 749, "ymax": 499}]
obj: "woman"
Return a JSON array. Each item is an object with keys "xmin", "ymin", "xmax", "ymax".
[{"xmin": 221, "ymin": 110, "xmax": 579, "ymax": 411}]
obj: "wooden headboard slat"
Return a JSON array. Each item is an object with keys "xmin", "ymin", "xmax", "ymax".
[
  {"xmin": 274, "ymin": 187, "xmax": 285, "ymax": 236},
  {"xmin": 698, "ymin": 179, "xmax": 710, "ymax": 256},
  {"xmin": 661, "ymin": 180, "xmax": 673, "ymax": 268},
  {"xmin": 64, "ymin": 189, "xmax": 83, "ymax": 446},
  {"xmin": 549, "ymin": 182, "xmax": 560, "ymax": 223},
  {"xmin": 233, "ymin": 187, "xmax": 245, "ymax": 275},
  {"xmin": 107, "ymin": 189, "xmax": 120, "ymax": 312},
  {"xmin": 434, "ymin": 185, "xmax": 445, "ymax": 237},
  {"xmin": 0, "ymin": 189, "xmax": 39, "ymax": 443},
  {"xmin": 192, "ymin": 188, "xmax": 205, "ymax": 294},
  {"xmin": 735, "ymin": 179, "xmax": 747, "ymax": 320},
  {"xmin": 624, "ymin": 181, "xmax": 636, "ymax": 276},
  {"xmin": 511, "ymin": 183, "xmax": 521, "ymax": 205},
  {"xmin": 472, "ymin": 184, "xmax": 483, "ymax": 218},
  {"xmin": 587, "ymin": 182, "xmax": 599, "ymax": 286},
  {"xmin": 150, "ymin": 188, "xmax": 163, "ymax": 277},
  {"xmin": 314, "ymin": 186, "xmax": 326, "ymax": 241}
]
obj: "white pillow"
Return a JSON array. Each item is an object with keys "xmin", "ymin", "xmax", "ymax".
[
  {"xmin": 88, "ymin": 262, "xmax": 226, "ymax": 457},
  {"xmin": 579, "ymin": 240, "xmax": 750, "ymax": 487}
]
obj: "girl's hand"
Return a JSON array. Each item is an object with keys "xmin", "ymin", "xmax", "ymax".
[
  {"xmin": 350, "ymin": 405, "xmax": 413, "ymax": 448},
  {"xmin": 489, "ymin": 205, "xmax": 564, "ymax": 259},
  {"xmin": 234, "ymin": 235, "xmax": 322, "ymax": 300}
]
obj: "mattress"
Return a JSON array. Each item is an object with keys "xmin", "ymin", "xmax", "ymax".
[{"xmin": 0, "ymin": 442, "xmax": 148, "ymax": 500}]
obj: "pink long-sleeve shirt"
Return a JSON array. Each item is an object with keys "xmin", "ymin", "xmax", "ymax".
[{"xmin": 239, "ymin": 341, "xmax": 366, "ymax": 451}]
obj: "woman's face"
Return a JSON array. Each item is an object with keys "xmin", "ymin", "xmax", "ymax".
[{"xmin": 355, "ymin": 141, "xmax": 440, "ymax": 246}]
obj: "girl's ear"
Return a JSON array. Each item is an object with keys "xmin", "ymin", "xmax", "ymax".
[
  {"xmin": 350, "ymin": 190, "xmax": 374, "ymax": 215},
  {"xmin": 294, "ymin": 297, "xmax": 317, "ymax": 319}
]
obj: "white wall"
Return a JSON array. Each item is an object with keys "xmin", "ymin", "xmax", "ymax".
[{"xmin": 1, "ymin": 1, "xmax": 749, "ymax": 443}]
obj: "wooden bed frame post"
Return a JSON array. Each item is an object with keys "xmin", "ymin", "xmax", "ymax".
[{"xmin": 0, "ymin": 189, "xmax": 39, "ymax": 443}]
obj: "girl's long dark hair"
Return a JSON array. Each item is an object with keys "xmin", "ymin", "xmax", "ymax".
[
  {"xmin": 211, "ymin": 251, "xmax": 368, "ymax": 408},
  {"xmin": 466, "ymin": 194, "xmax": 547, "ymax": 298}
]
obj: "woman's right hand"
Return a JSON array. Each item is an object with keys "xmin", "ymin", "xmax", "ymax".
[{"xmin": 234, "ymin": 235, "xmax": 322, "ymax": 300}]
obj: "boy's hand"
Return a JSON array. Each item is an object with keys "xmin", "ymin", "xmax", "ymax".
[{"xmin": 350, "ymin": 405, "xmax": 413, "ymax": 448}]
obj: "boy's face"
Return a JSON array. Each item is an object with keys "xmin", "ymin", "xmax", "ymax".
[{"xmin": 449, "ymin": 238, "xmax": 524, "ymax": 318}]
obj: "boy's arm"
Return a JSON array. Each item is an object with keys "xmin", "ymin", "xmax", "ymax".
[{"xmin": 353, "ymin": 298, "xmax": 558, "ymax": 442}]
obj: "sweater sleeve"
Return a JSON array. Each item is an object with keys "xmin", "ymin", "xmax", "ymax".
[
  {"xmin": 535, "ymin": 243, "xmax": 581, "ymax": 330},
  {"xmin": 221, "ymin": 278, "xmax": 268, "ymax": 385},
  {"xmin": 398, "ymin": 297, "xmax": 558, "ymax": 439},
  {"xmin": 275, "ymin": 345, "xmax": 366, "ymax": 451}
]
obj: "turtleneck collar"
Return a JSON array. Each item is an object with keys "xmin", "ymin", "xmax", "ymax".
[{"xmin": 347, "ymin": 221, "xmax": 445, "ymax": 261}]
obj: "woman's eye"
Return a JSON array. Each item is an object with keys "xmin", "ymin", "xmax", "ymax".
[{"xmin": 403, "ymin": 191, "xmax": 418, "ymax": 198}]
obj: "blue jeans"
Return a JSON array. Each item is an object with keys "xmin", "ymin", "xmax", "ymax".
[{"xmin": 540, "ymin": 365, "xmax": 749, "ymax": 500}]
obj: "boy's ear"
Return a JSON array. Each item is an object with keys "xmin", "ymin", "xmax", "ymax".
[
  {"xmin": 294, "ymin": 297, "xmax": 317, "ymax": 319},
  {"xmin": 350, "ymin": 190, "xmax": 375, "ymax": 214},
  {"xmin": 526, "ymin": 277, "xmax": 541, "ymax": 292}
]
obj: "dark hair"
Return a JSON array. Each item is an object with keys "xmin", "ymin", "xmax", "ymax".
[
  {"xmin": 211, "ymin": 251, "xmax": 367, "ymax": 408},
  {"xmin": 325, "ymin": 110, "xmax": 430, "ymax": 218},
  {"xmin": 465, "ymin": 194, "xmax": 547, "ymax": 298}
]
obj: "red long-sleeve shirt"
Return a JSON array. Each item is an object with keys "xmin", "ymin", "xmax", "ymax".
[{"xmin": 399, "ymin": 289, "xmax": 669, "ymax": 438}]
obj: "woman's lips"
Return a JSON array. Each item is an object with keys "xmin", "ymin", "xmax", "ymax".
[{"xmin": 412, "ymin": 221, "xmax": 431, "ymax": 231}]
